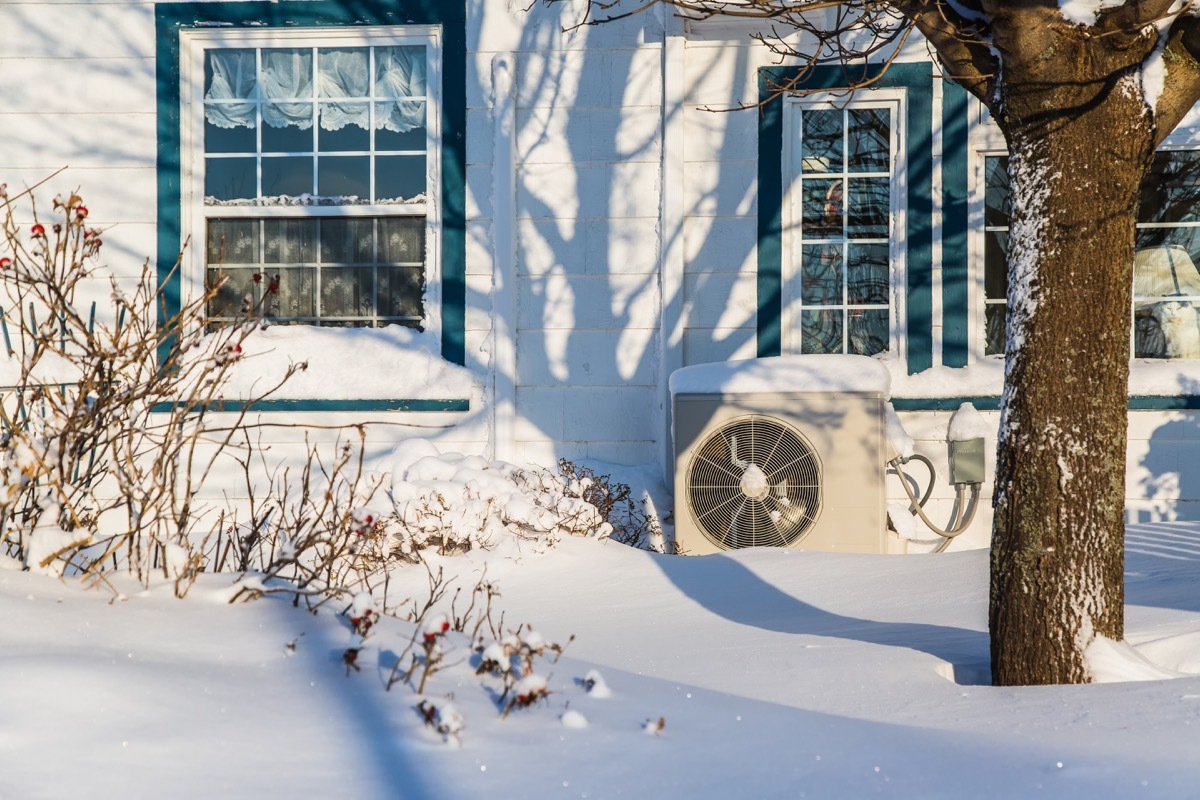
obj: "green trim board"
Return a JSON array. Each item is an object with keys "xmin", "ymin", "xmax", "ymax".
[
  {"xmin": 152, "ymin": 398, "xmax": 470, "ymax": 414},
  {"xmin": 154, "ymin": 1, "xmax": 468, "ymax": 410},
  {"xmin": 940, "ymin": 80, "xmax": 970, "ymax": 367},
  {"xmin": 890, "ymin": 396, "xmax": 1200, "ymax": 412},
  {"xmin": 757, "ymin": 62, "xmax": 935, "ymax": 375}
]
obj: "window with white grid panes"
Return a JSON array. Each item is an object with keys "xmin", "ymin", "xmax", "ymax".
[
  {"xmin": 790, "ymin": 102, "xmax": 896, "ymax": 356},
  {"xmin": 185, "ymin": 30, "xmax": 440, "ymax": 330}
]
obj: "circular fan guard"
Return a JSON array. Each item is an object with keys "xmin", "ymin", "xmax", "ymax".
[{"xmin": 685, "ymin": 415, "xmax": 822, "ymax": 549}]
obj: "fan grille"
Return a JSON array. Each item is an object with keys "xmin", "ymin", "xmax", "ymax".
[{"xmin": 685, "ymin": 415, "xmax": 822, "ymax": 549}]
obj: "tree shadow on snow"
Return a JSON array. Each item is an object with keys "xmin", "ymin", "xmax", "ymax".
[
  {"xmin": 273, "ymin": 606, "xmax": 442, "ymax": 800},
  {"xmin": 1124, "ymin": 522, "xmax": 1200, "ymax": 614},
  {"xmin": 652, "ymin": 552, "xmax": 988, "ymax": 669}
]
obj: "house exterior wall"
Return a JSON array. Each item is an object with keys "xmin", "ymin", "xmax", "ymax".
[{"xmin": 3, "ymin": 1, "xmax": 1200, "ymax": 548}]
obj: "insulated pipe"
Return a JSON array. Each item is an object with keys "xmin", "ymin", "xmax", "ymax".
[{"xmin": 889, "ymin": 456, "xmax": 982, "ymax": 550}]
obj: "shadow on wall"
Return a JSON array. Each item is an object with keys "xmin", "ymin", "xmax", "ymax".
[{"xmin": 1133, "ymin": 377, "xmax": 1200, "ymax": 523}]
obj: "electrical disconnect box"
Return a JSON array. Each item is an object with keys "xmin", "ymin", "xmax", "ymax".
[{"xmin": 949, "ymin": 437, "xmax": 986, "ymax": 485}]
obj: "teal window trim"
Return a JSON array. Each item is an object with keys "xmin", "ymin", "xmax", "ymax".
[
  {"xmin": 941, "ymin": 80, "xmax": 970, "ymax": 367},
  {"xmin": 154, "ymin": 1, "xmax": 466, "ymax": 412},
  {"xmin": 758, "ymin": 62, "xmax": 934, "ymax": 374},
  {"xmin": 892, "ymin": 396, "xmax": 1200, "ymax": 411},
  {"xmin": 152, "ymin": 398, "xmax": 469, "ymax": 414}
]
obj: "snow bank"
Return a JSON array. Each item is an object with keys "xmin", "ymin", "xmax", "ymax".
[
  {"xmin": 200, "ymin": 325, "xmax": 476, "ymax": 401},
  {"xmin": 377, "ymin": 439, "xmax": 614, "ymax": 556}
]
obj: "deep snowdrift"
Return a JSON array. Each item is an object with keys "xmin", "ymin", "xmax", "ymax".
[{"xmin": 2, "ymin": 522, "xmax": 1199, "ymax": 799}]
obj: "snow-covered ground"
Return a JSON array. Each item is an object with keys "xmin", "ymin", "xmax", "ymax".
[{"xmin": 3, "ymin": 518, "xmax": 1200, "ymax": 799}]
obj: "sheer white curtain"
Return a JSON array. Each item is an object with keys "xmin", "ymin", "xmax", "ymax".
[{"xmin": 205, "ymin": 46, "xmax": 426, "ymax": 133}]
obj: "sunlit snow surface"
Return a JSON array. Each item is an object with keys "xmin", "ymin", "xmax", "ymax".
[{"xmin": 3, "ymin": 522, "xmax": 1200, "ymax": 798}]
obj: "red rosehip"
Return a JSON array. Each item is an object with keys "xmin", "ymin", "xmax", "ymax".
[
  {"xmin": 30, "ymin": 223, "xmax": 45, "ymax": 237},
  {"xmin": 0, "ymin": 257, "xmax": 10, "ymax": 269},
  {"xmin": 75, "ymin": 206, "xmax": 88, "ymax": 220}
]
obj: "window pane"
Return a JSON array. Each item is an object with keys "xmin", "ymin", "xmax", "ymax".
[
  {"xmin": 847, "ymin": 108, "xmax": 889, "ymax": 173},
  {"xmin": 260, "ymin": 49, "xmax": 313, "ymax": 99},
  {"xmin": 985, "ymin": 304, "xmax": 1006, "ymax": 356},
  {"xmin": 802, "ymin": 179, "xmax": 841, "ymax": 238},
  {"xmin": 319, "ymin": 106, "xmax": 370, "ymax": 151},
  {"xmin": 1135, "ymin": 300, "xmax": 1200, "ymax": 359},
  {"xmin": 375, "ymin": 155, "xmax": 426, "ymax": 203},
  {"xmin": 207, "ymin": 268, "xmax": 258, "ymax": 318},
  {"xmin": 270, "ymin": 267, "xmax": 317, "ymax": 319},
  {"xmin": 848, "ymin": 309, "xmax": 888, "ymax": 355},
  {"xmin": 801, "ymin": 110, "xmax": 842, "ymax": 174},
  {"xmin": 320, "ymin": 218, "xmax": 375, "ymax": 263},
  {"xmin": 375, "ymin": 102, "xmax": 426, "ymax": 150},
  {"xmin": 205, "ymin": 157, "xmax": 257, "ymax": 203},
  {"xmin": 378, "ymin": 266, "xmax": 423, "ymax": 320},
  {"xmin": 318, "ymin": 156, "xmax": 371, "ymax": 200},
  {"xmin": 262, "ymin": 108, "xmax": 313, "ymax": 152},
  {"xmin": 846, "ymin": 178, "xmax": 889, "ymax": 238},
  {"xmin": 321, "ymin": 267, "xmax": 373, "ymax": 316},
  {"xmin": 985, "ymin": 157, "xmax": 1011, "ymax": 227},
  {"xmin": 264, "ymin": 219, "xmax": 318, "ymax": 263},
  {"xmin": 1140, "ymin": 151, "xmax": 1200, "ymax": 224},
  {"xmin": 205, "ymin": 119, "xmax": 255, "ymax": 154},
  {"xmin": 984, "ymin": 230, "xmax": 1008, "ymax": 301},
  {"xmin": 317, "ymin": 48, "xmax": 370, "ymax": 97},
  {"xmin": 847, "ymin": 244, "xmax": 888, "ymax": 305},
  {"xmin": 207, "ymin": 220, "xmax": 259, "ymax": 264},
  {"xmin": 375, "ymin": 46, "xmax": 426, "ymax": 97},
  {"xmin": 801, "ymin": 309, "xmax": 842, "ymax": 354},
  {"xmin": 380, "ymin": 217, "xmax": 425, "ymax": 262},
  {"xmin": 801, "ymin": 244, "xmax": 842, "ymax": 305},
  {"xmin": 261, "ymin": 156, "xmax": 312, "ymax": 198},
  {"xmin": 1135, "ymin": 228, "xmax": 1200, "ymax": 294}
]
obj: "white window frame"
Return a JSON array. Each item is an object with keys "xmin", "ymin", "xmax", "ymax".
[
  {"xmin": 966, "ymin": 101, "xmax": 1006, "ymax": 361},
  {"xmin": 780, "ymin": 91, "xmax": 907, "ymax": 361},
  {"xmin": 178, "ymin": 25, "xmax": 443, "ymax": 340}
]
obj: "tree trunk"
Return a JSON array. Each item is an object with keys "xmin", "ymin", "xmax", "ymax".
[{"xmin": 989, "ymin": 19, "xmax": 1157, "ymax": 684}]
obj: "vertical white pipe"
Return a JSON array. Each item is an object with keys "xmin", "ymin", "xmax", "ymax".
[
  {"xmin": 659, "ymin": 9, "xmax": 686, "ymax": 489},
  {"xmin": 490, "ymin": 53, "xmax": 518, "ymax": 464}
]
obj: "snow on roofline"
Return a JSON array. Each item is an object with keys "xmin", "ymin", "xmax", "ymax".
[{"xmin": 668, "ymin": 354, "xmax": 891, "ymax": 397}]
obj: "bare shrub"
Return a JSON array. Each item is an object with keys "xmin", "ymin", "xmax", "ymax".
[
  {"xmin": 556, "ymin": 458, "xmax": 664, "ymax": 550},
  {"xmin": 0, "ymin": 183, "xmax": 304, "ymax": 591}
]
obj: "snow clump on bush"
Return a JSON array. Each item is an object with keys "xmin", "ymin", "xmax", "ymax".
[{"xmin": 377, "ymin": 439, "xmax": 614, "ymax": 558}]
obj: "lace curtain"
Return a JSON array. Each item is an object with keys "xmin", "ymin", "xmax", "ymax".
[{"xmin": 205, "ymin": 46, "xmax": 426, "ymax": 133}]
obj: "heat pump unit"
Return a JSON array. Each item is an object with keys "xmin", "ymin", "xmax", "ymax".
[{"xmin": 673, "ymin": 391, "xmax": 887, "ymax": 555}]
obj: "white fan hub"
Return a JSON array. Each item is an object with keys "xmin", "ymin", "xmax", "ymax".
[{"xmin": 739, "ymin": 462, "xmax": 770, "ymax": 500}]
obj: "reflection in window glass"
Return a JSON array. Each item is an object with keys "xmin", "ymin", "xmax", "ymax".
[
  {"xmin": 847, "ymin": 108, "xmax": 889, "ymax": 172},
  {"xmin": 206, "ymin": 217, "xmax": 425, "ymax": 329},
  {"xmin": 796, "ymin": 104, "xmax": 892, "ymax": 355},
  {"xmin": 985, "ymin": 151, "xmax": 1200, "ymax": 359}
]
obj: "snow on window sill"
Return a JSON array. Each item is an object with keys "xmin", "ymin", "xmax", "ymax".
[
  {"xmin": 204, "ymin": 193, "xmax": 427, "ymax": 207},
  {"xmin": 196, "ymin": 323, "xmax": 475, "ymax": 403}
]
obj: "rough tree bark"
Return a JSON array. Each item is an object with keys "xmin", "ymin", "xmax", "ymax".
[
  {"xmin": 558, "ymin": 0, "xmax": 1200, "ymax": 684},
  {"xmin": 983, "ymin": 6, "xmax": 1156, "ymax": 684}
]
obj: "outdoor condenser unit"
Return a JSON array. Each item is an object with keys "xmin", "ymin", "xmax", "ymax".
[{"xmin": 672, "ymin": 391, "xmax": 888, "ymax": 555}]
